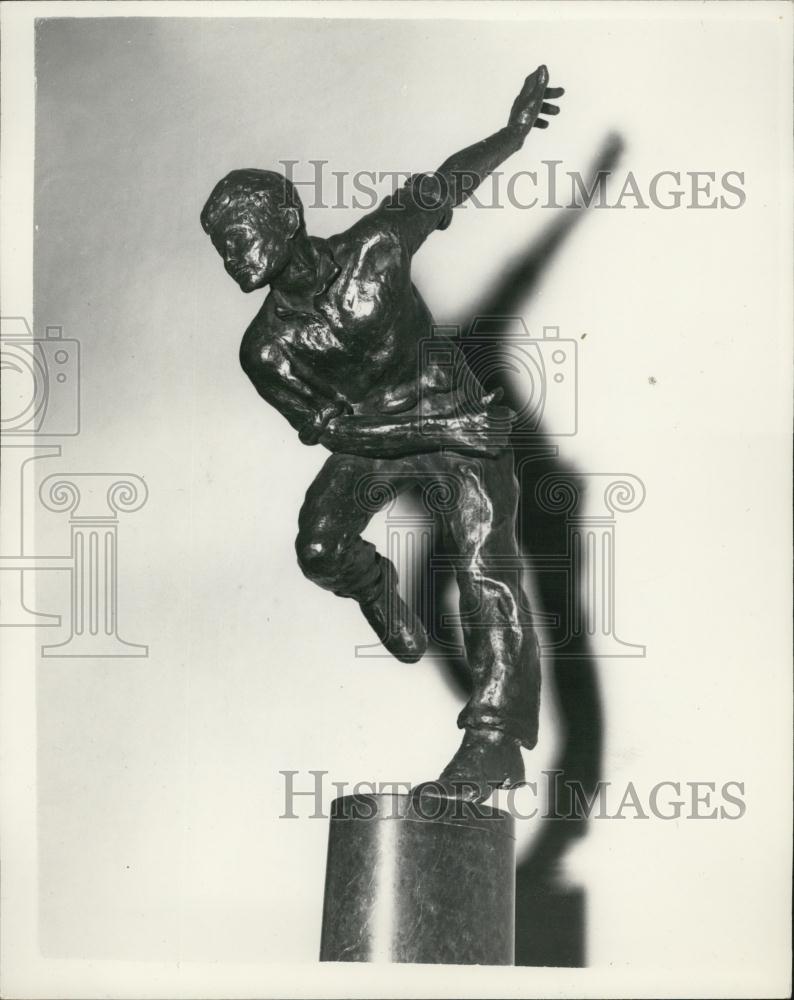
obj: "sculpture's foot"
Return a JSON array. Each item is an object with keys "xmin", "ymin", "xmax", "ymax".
[
  {"xmin": 413, "ymin": 727, "xmax": 526, "ymax": 804},
  {"xmin": 359, "ymin": 559, "xmax": 428, "ymax": 664}
]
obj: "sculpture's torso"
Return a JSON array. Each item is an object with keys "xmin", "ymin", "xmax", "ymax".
[{"xmin": 242, "ymin": 226, "xmax": 460, "ymax": 416}]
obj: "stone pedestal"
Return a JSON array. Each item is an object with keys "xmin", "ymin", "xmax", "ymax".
[{"xmin": 320, "ymin": 792, "xmax": 515, "ymax": 965}]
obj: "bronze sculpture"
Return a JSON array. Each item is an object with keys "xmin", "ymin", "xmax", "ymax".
[{"xmin": 202, "ymin": 66, "xmax": 563, "ymax": 802}]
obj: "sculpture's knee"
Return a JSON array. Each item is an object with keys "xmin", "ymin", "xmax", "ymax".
[
  {"xmin": 457, "ymin": 568, "xmax": 521, "ymax": 625},
  {"xmin": 295, "ymin": 532, "xmax": 341, "ymax": 586}
]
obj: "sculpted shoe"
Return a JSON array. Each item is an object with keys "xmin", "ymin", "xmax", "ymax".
[
  {"xmin": 359, "ymin": 559, "xmax": 428, "ymax": 664},
  {"xmin": 414, "ymin": 727, "xmax": 526, "ymax": 803}
]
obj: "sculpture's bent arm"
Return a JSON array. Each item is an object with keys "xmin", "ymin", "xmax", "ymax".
[
  {"xmin": 241, "ymin": 331, "xmax": 513, "ymax": 457},
  {"xmin": 320, "ymin": 402, "xmax": 512, "ymax": 460},
  {"xmin": 240, "ymin": 335, "xmax": 342, "ymax": 440}
]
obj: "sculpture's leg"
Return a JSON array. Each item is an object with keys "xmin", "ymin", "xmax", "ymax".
[
  {"xmin": 433, "ymin": 451, "xmax": 541, "ymax": 797},
  {"xmin": 295, "ymin": 453, "xmax": 428, "ymax": 662}
]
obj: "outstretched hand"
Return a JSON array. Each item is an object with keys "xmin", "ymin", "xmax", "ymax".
[{"xmin": 508, "ymin": 64, "xmax": 564, "ymax": 135}]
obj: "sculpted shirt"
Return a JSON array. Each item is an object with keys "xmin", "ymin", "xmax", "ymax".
[{"xmin": 240, "ymin": 174, "xmax": 466, "ymax": 438}]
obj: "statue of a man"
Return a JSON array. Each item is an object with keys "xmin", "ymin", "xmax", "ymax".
[{"xmin": 202, "ymin": 66, "xmax": 563, "ymax": 801}]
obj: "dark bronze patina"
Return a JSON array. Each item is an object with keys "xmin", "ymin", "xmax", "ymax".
[{"xmin": 202, "ymin": 66, "xmax": 563, "ymax": 802}]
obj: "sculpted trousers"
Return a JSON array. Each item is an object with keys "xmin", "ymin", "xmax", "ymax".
[{"xmin": 295, "ymin": 449, "xmax": 541, "ymax": 749}]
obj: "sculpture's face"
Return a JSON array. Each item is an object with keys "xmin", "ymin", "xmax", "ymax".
[{"xmin": 211, "ymin": 209, "xmax": 291, "ymax": 293}]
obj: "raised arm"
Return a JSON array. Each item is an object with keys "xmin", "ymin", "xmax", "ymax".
[
  {"xmin": 381, "ymin": 65, "xmax": 564, "ymax": 253},
  {"xmin": 440, "ymin": 65, "xmax": 562, "ymax": 203}
]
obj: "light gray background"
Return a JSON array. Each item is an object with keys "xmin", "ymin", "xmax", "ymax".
[{"xmin": 14, "ymin": 6, "xmax": 792, "ymax": 996}]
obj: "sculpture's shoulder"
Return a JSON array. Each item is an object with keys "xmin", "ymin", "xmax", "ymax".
[
  {"xmin": 239, "ymin": 299, "xmax": 278, "ymax": 378},
  {"xmin": 328, "ymin": 208, "xmax": 406, "ymax": 276}
]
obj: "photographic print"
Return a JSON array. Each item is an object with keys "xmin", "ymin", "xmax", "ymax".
[{"xmin": 1, "ymin": 2, "xmax": 791, "ymax": 998}]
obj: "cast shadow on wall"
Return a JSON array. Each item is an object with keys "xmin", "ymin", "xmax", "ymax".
[{"xmin": 412, "ymin": 133, "xmax": 625, "ymax": 968}]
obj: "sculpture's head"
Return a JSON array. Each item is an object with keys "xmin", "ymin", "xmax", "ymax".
[{"xmin": 200, "ymin": 169, "xmax": 304, "ymax": 292}]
